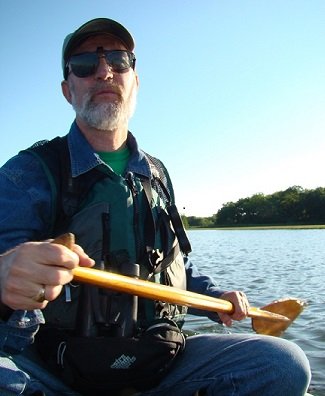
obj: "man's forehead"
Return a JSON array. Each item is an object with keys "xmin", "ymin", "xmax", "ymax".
[{"xmin": 72, "ymin": 34, "xmax": 128, "ymax": 54}]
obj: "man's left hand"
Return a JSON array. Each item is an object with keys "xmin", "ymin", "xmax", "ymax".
[{"xmin": 218, "ymin": 291, "xmax": 250, "ymax": 327}]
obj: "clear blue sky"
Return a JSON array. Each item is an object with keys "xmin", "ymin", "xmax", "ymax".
[{"xmin": 1, "ymin": 1, "xmax": 324, "ymax": 216}]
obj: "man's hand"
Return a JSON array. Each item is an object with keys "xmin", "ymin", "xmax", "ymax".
[
  {"xmin": 0, "ymin": 240, "xmax": 94, "ymax": 311},
  {"xmin": 218, "ymin": 291, "xmax": 250, "ymax": 327}
]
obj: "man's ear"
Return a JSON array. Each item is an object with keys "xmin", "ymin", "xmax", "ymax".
[{"xmin": 61, "ymin": 80, "xmax": 72, "ymax": 104}]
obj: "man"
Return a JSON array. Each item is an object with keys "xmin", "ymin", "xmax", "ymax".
[{"xmin": 0, "ymin": 18, "xmax": 310, "ymax": 395}]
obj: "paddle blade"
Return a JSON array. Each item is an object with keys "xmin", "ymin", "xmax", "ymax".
[{"xmin": 252, "ymin": 298, "xmax": 306, "ymax": 336}]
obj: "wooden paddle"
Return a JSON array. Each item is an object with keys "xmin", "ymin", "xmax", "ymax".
[
  {"xmin": 53, "ymin": 233, "xmax": 305, "ymax": 336},
  {"xmin": 252, "ymin": 298, "xmax": 306, "ymax": 336}
]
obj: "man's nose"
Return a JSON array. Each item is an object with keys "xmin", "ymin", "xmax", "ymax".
[{"xmin": 94, "ymin": 56, "xmax": 114, "ymax": 80}]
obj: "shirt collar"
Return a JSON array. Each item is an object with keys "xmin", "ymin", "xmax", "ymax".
[{"xmin": 67, "ymin": 120, "xmax": 151, "ymax": 178}]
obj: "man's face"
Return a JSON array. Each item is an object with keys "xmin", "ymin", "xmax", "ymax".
[{"xmin": 62, "ymin": 34, "xmax": 138, "ymax": 131}]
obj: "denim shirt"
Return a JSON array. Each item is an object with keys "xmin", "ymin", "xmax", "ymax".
[
  {"xmin": 0, "ymin": 121, "xmax": 223, "ymax": 353},
  {"xmin": 0, "ymin": 120, "xmax": 150, "ymax": 253}
]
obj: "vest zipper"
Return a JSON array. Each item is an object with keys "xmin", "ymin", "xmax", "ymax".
[
  {"xmin": 101, "ymin": 207, "xmax": 110, "ymax": 269},
  {"xmin": 126, "ymin": 172, "xmax": 141, "ymax": 260}
]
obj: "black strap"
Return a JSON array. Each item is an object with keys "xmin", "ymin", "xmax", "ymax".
[
  {"xmin": 150, "ymin": 243, "xmax": 181, "ymax": 276},
  {"xmin": 166, "ymin": 204, "xmax": 192, "ymax": 255},
  {"xmin": 141, "ymin": 177, "xmax": 185, "ymax": 278},
  {"xmin": 144, "ymin": 154, "xmax": 192, "ymax": 256},
  {"xmin": 25, "ymin": 136, "xmax": 108, "ymax": 236},
  {"xmin": 150, "ymin": 176, "xmax": 192, "ymax": 256}
]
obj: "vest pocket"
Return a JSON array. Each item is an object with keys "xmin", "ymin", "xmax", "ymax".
[{"xmin": 67, "ymin": 202, "xmax": 110, "ymax": 265}]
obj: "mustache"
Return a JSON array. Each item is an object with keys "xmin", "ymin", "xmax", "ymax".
[{"xmin": 88, "ymin": 82, "xmax": 123, "ymax": 98}]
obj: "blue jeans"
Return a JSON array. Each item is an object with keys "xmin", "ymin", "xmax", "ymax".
[
  {"xmin": 141, "ymin": 334, "xmax": 311, "ymax": 396},
  {"xmin": 0, "ymin": 333, "xmax": 310, "ymax": 395},
  {"xmin": 0, "ymin": 351, "xmax": 80, "ymax": 395}
]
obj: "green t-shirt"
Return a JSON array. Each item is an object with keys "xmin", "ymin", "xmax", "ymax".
[{"xmin": 97, "ymin": 146, "xmax": 130, "ymax": 175}]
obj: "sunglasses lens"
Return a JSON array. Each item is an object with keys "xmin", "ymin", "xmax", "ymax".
[
  {"xmin": 68, "ymin": 50, "xmax": 135, "ymax": 78},
  {"xmin": 69, "ymin": 53, "xmax": 98, "ymax": 78},
  {"xmin": 106, "ymin": 51, "xmax": 134, "ymax": 72}
]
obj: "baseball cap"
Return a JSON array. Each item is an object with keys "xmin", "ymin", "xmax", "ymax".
[{"xmin": 62, "ymin": 18, "xmax": 135, "ymax": 79}]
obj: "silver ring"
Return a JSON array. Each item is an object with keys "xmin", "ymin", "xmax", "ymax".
[{"xmin": 33, "ymin": 287, "xmax": 46, "ymax": 303}]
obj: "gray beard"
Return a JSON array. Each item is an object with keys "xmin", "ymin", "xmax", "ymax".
[
  {"xmin": 71, "ymin": 85, "xmax": 136, "ymax": 131},
  {"xmin": 74, "ymin": 100, "xmax": 124, "ymax": 130},
  {"xmin": 72, "ymin": 94, "xmax": 126, "ymax": 131}
]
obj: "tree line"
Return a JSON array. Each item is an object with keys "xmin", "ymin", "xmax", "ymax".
[{"xmin": 183, "ymin": 186, "xmax": 325, "ymax": 228}]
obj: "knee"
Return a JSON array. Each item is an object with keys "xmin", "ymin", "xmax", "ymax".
[{"xmin": 265, "ymin": 337, "xmax": 311, "ymax": 393}]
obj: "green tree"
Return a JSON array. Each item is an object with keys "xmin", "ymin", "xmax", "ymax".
[
  {"xmin": 181, "ymin": 215, "xmax": 189, "ymax": 229},
  {"xmin": 213, "ymin": 186, "xmax": 325, "ymax": 226}
]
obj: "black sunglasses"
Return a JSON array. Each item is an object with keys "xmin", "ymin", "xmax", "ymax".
[{"xmin": 65, "ymin": 48, "xmax": 136, "ymax": 79}]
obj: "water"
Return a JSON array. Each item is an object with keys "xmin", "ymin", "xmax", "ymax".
[{"xmin": 183, "ymin": 229, "xmax": 325, "ymax": 395}]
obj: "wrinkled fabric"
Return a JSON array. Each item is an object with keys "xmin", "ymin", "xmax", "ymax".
[
  {"xmin": 0, "ymin": 310, "xmax": 44, "ymax": 354},
  {"xmin": 140, "ymin": 334, "xmax": 311, "ymax": 396}
]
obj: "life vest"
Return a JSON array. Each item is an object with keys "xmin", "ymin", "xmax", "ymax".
[{"xmin": 25, "ymin": 135, "xmax": 191, "ymax": 336}]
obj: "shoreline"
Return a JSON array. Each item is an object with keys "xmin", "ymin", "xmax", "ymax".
[{"xmin": 188, "ymin": 225, "xmax": 325, "ymax": 230}]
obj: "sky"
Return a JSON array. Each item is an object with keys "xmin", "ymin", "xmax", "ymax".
[{"xmin": 1, "ymin": 1, "xmax": 324, "ymax": 216}]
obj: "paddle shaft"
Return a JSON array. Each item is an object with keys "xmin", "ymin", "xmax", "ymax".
[{"xmin": 72, "ymin": 267, "xmax": 289, "ymax": 322}]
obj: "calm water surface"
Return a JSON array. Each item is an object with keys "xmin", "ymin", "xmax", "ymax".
[{"xmin": 183, "ymin": 229, "xmax": 325, "ymax": 395}]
